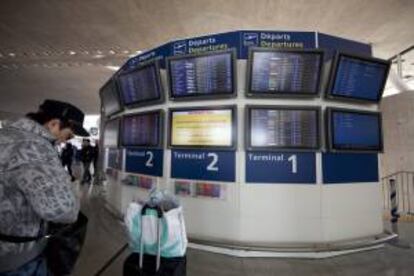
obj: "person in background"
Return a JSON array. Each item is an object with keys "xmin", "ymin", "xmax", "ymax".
[
  {"xmin": 0, "ymin": 99, "xmax": 89, "ymax": 275},
  {"xmin": 61, "ymin": 142, "xmax": 75, "ymax": 182},
  {"xmin": 92, "ymin": 141, "xmax": 99, "ymax": 177},
  {"xmin": 81, "ymin": 139, "xmax": 94, "ymax": 184}
]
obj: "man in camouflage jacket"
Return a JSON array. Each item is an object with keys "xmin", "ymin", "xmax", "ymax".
[{"xmin": 0, "ymin": 100, "xmax": 89, "ymax": 275}]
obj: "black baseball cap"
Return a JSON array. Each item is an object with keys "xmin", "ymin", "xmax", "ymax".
[{"xmin": 39, "ymin": 99, "xmax": 90, "ymax": 137}]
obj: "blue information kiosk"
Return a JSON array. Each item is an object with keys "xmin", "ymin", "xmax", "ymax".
[{"xmin": 100, "ymin": 30, "xmax": 391, "ymax": 256}]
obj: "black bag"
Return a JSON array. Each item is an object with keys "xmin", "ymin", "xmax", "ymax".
[
  {"xmin": 45, "ymin": 211, "xmax": 88, "ymax": 276},
  {"xmin": 123, "ymin": 253, "xmax": 186, "ymax": 276}
]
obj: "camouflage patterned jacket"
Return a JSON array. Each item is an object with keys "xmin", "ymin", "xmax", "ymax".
[{"xmin": 0, "ymin": 118, "xmax": 80, "ymax": 256}]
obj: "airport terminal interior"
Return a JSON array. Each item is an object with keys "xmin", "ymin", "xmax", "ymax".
[{"xmin": 1, "ymin": 1, "xmax": 414, "ymax": 275}]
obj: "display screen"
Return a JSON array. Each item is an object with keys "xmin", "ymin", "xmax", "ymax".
[
  {"xmin": 248, "ymin": 49, "xmax": 323, "ymax": 96},
  {"xmin": 103, "ymin": 119, "xmax": 120, "ymax": 148},
  {"xmin": 100, "ymin": 79, "xmax": 122, "ymax": 116},
  {"xmin": 169, "ymin": 107, "xmax": 235, "ymax": 148},
  {"xmin": 248, "ymin": 107, "xmax": 319, "ymax": 149},
  {"xmin": 117, "ymin": 62, "xmax": 162, "ymax": 106},
  {"xmin": 329, "ymin": 54, "xmax": 390, "ymax": 102},
  {"xmin": 122, "ymin": 111, "xmax": 161, "ymax": 147},
  {"xmin": 330, "ymin": 109, "xmax": 382, "ymax": 151},
  {"xmin": 168, "ymin": 50, "xmax": 235, "ymax": 99}
]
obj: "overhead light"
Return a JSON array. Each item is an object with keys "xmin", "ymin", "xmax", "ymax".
[
  {"xmin": 128, "ymin": 50, "xmax": 143, "ymax": 57},
  {"xmin": 105, "ymin": 65, "xmax": 120, "ymax": 71},
  {"xmin": 93, "ymin": 54, "xmax": 105, "ymax": 59}
]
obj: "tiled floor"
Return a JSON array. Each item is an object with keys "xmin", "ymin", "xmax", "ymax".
[{"xmin": 73, "ymin": 184, "xmax": 414, "ymax": 276}]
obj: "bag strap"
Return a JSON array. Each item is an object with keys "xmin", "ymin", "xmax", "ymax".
[
  {"xmin": 0, "ymin": 220, "xmax": 49, "ymax": 244},
  {"xmin": 0, "ymin": 232, "xmax": 45, "ymax": 243}
]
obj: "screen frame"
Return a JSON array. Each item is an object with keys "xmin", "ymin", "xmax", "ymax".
[
  {"xmin": 325, "ymin": 51, "xmax": 391, "ymax": 103},
  {"xmin": 116, "ymin": 58, "xmax": 165, "ymax": 108},
  {"xmin": 166, "ymin": 48, "xmax": 238, "ymax": 101},
  {"xmin": 245, "ymin": 105, "xmax": 321, "ymax": 151},
  {"xmin": 168, "ymin": 105, "xmax": 237, "ymax": 150},
  {"xmin": 325, "ymin": 107, "xmax": 384, "ymax": 153},
  {"xmin": 120, "ymin": 109, "xmax": 164, "ymax": 149},
  {"xmin": 245, "ymin": 47, "xmax": 324, "ymax": 98},
  {"xmin": 99, "ymin": 77, "xmax": 123, "ymax": 117},
  {"xmin": 103, "ymin": 118, "xmax": 121, "ymax": 148}
]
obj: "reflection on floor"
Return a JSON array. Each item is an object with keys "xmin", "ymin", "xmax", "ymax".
[{"xmin": 73, "ymin": 183, "xmax": 414, "ymax": 276}]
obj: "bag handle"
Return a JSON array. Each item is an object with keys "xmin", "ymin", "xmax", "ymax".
[
  {"xmin": 139, "ymin": 204, "xmax": 163, "ymax": 272},
  {"xmin": 141, "ymin": 204, "xmax": 163, "ymax": 218}
]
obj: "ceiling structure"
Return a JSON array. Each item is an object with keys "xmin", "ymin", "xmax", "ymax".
[{"xmin": 0, "ymin": 0, "xmax": 413, "ymax": 114}]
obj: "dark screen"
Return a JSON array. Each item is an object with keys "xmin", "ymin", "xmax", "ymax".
[
  {"xmin": 169, "ymin": 52, "xmax": 233, "ymax": 97},
  {"xmin": 332, "ymin": 111, "xmax": 381, "ymax": 150},
  {"xmin": 250, "ymin": 108, "xmax": 319, "ymax": 148},
  {"xmin": 122, "ymin": 113, "xmax": 160, "ymax": 147},
  {"xmin": 101, "ymin": 80, "xmax": 121, "ymax": 116},
  {"xmin": 331, "ymin": 55, "xmax": 388, "ymax": 101},
  {"xmin": 250, "ymin": 51, "xmax": 322, "ymax": 95},
  {"xmin": 118, "ymin": 64, "xmax": 161, "ymax": 105},
  {"xmin": 104, "ymin": 119, "xmax": 120, "ymax": 148}
]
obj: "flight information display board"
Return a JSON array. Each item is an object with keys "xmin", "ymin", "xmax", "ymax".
[
  {"xmin": 326, "ymin": 53, "xmax": 390, "ymax": 102},
  {"xmin": 103, "ymin": 119, "xmax": 120, "ymax": 148},
  {"xmin": 167, "ymin": 49, "xmax": 236, "ymax": 100},
  {"xmin": 327, "ymin": 108, "xmax": 383, "ymax": 152},
  {"xmin": 168, "ymin": 106, "xmax": 236, "ymax": 149},
  {"xmin": 122, "ymin": 111, "xmax": 162, "ymax": 147},
  {"xmin": 247, "ymin": 48, "xmax": 323, "ymax": 97},
  {"xmin": 117, "ymin": 60, "xmax": 163, "ymax": 107},
  {"xmin": 246, "ymin": 106, "xmax": 320, "ymax": 150},
  {"xmin": 100, "ymin": 78, "xmax": 122, "ymax": 117}
]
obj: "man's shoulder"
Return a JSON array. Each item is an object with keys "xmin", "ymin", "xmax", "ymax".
[{"xmin": 0, "ymin": 128, "xmax": 56, "ymax": 171}]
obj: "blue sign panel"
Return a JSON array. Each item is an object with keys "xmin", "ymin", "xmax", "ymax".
[
  {"xmin": 246, "ymin": 151, "xmax": 316, "ymax": 183},
  {"xmin": 171, "ymin": 150, "xmax": 235, "ymax": 182},
  {"xmin": 322, "ymin": 153, "xmax": 378, "ymax": 184},
  {"xmin": 126, "ymin": 43, "xmax": 172, "ymax": 69},
  {"xmin": 318, "ymin": 33, "xmax": 371, "ymax": 60},
  {"xmin": 125, "ymin": 148, "xmax": 163, "ymax": 177},
  {"xmin": 170, "ymin": 31, "xmax": 240, "ymax": 57},
  {"xmin": 240, "ymin": 31, "xmax": 316, "ymax": 58}
]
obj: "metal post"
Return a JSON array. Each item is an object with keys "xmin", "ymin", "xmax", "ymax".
[
  {"xmin": 388, "ymin": 178, "xmax": 411, "ymax": 248},
  {"xmin": 390, "ymin": 179, "xmax": 399, "ymax": 234},
  {"xmin": 397, "ymin": 54, "xmax": 403, "ymax": 78}
]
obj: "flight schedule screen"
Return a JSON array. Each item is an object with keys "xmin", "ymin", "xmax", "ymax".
[
  {"xmin": 169, "ymin": 52, "xmax": 234, "ymax": 98},
  {"xmin": 101, "ymin": 80, "xmax": 121, "ymax": 116},
  {"xmin": 104, "ymin": 119, "xmax": 120, "ymax": 148},
  {"xmin": 250, "ymin": 108, "xmax": 319, "ymax": 149},
  {"xmin": 332, "ymin": 110, "xmax": 381, "ymax": 150},
  {"xmin": 331, "ymin": 55, "xmax": 389, "ymax": 101},
  {"xmin": 118, "ymin": 64, "xmax": 161, "ymax": 105},
  {"xmin": 122, "ymin": 113, "xmax": 160, "ymax": 147},
  {"xmin": 250, "ymin": 51, "xmax": 322, "ymax": 95},
  {"xmin": 170, "ymin": 109, "xmax": 233, "ymax": 147}
]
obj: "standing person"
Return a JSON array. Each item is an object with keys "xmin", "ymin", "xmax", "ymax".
[
  {"xmin": 0, "ymin": 99, "xmax": 89, "ymax": 275},
  {"xmin": 81, "ymin": 139, "xmax": 94, "ymax": 184},
  {"xmin": 92, "ymin": 141, "xmax": 99, "ymax": 177},
  {"xmin": 61, "ymin": 142, "xmax": 75, "ymax": 182}
]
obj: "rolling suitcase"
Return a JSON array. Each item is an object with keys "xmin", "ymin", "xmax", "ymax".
[{"xmin": 123, "ymin": 204, "xmax": 186, "ymax": 276}]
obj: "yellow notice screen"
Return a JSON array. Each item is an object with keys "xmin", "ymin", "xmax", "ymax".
[{"xmin": 171, "ymin": 109, "xmax": 233, "ymax": 146}]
